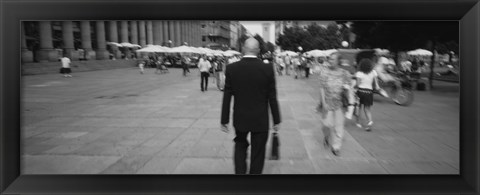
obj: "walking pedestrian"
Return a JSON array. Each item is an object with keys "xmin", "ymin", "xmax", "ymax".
[
  {"xmin": 155, "ymin": 55, "xmax": 164, "ymax": 74},
  {"xmin": 181, "ymin": 56, "xmax": 190, "ymax": 76},
  {"xmin": 317, "ymin": 52, "xmax": 353, "ymax": 156},
  {"xmin": 215, "ymin": 57, "xmax": 226, "ymax": 90},
  {"xmin": 138, "ymin": 60, "xmax": 145, "ymax": 74},
  {"xmin": 60, "ymin": 55, "xmax": 72, "ymax": 77},
  {"xmin": 197, "ymin": 55, "xmax": 211, "ymax": 92},
  {"xmin": 284, "ymin": 54, "xmax": 292, "ymax": 75},
  {"xmin": 220, "ymin": 38, "xmax": 281, "ymax": 174},
  {"xmin": 304, "ymin": 57, "xmax": 313, "ymax": 78},
  {"xmin": 292, "ymin": 57, "xmax": 301, "ymax": 79},
  {"xmin": 354, "ymin": 58, "xmax": 379, "ymax": 131}
]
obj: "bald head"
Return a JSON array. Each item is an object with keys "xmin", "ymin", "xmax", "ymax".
[{"xmin": 242, "ymin": 37, "xmax": 260, "ymax": 56}]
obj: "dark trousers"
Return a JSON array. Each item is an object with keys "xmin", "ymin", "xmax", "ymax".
[
  {"xmin": 183, "ymin": 66, "xmax": 190, "ymax": 76},
  {"xmin": 200, "ymin": 72, "xmax": 209, "ymax": 91},
  {"xmin": 305, "ymin": 67, "xmax": 310, "ymax": 78},
  {"xmin": 234, "ymin": 130, "xmax": 269, "ymax": 174}
]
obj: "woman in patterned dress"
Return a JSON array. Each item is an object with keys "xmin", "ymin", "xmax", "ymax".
[{"xmin": 317, "ymin": 52, "xmax": 353, "ymax": 156}]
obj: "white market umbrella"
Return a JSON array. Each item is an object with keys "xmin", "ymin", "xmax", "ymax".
[
  {"xmin": 374, "ymin": 48, "xmax": 390, "ymax": 55},
  {"xmin": 107, "ymin": 42, "xmax": 123, "ymax": 47},
  {"xmin": 166, "ymin": 45, "xmax": 198, "ymax": 53},
  {"xmin": 224, "ymin": 50, "xmax": 241, "ymax": 56},
  {"xmin": 407, "ymin": 49, "xmax": 433, "ymax": 56},
  {"xmin": 305, "ymin": 49, "xmax": 326, "ymax": 57},
  {"xmin": 120, "ymin": 42, "xmax": 142, "ymax": 48},
  {"xmin": 136, "ymin": 46, "xmax": 169, "ymax": 53},
  {"xmin": 324, "ymin": 49, "xmax": 338, "ymax": 56}
]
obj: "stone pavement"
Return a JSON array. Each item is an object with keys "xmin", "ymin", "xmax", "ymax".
[{"xmin": 21, "ymin": 67, "xmax": 459, "ymax": 174}]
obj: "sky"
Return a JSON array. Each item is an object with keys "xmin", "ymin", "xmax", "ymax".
[{"xmin": 239, "ymin": 21, "xmax": 276, "ymax": 44}]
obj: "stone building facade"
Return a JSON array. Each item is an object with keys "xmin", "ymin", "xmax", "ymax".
[{"xmin": 22, "ymin": 21, "xmax": 204, "ymax": 63}]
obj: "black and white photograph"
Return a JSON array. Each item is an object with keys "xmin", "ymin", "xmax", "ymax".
[{"xmin": 21, "ymin": 20, "xmax": 459, "ymax": 175}]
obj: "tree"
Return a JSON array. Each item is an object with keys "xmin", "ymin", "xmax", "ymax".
[
  {"xmin": 276, "ymin": 23, "xmax": 343, "ymax": 52},
  {"xmin": 265, "ymin": 42, "xmax": 275, "ymax": 53}
]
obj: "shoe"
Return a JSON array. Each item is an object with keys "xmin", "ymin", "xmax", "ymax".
[
  {"xmin": 356, "ymin": 123, "xmax": 362, "ymax": 128},
  {"xmin": 323, "ymin": 137, "xmax": 329, "ymax": 148},
  {"xmin": 331, "ymin": 148, "xmax": 340, "ymax": 156},
  {"xmin": 365, "ymin": 121, "xmax": 373, "ymax": 131}
]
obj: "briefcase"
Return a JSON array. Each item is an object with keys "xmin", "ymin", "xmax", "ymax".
[{"xmin": 270, "ymin": 132, "xmax": 280, "ymax": 160}]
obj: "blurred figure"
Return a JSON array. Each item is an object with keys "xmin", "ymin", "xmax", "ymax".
[
  {"xmin": 304, "ymin": 57, "xmax": 313, "ymax": 78},
  {"xmin": 284, "ymin": 54, "xmax": 292, "ymax": 75},
  {"xmin": 197, "ymin": 55, "xmax": 211, "ymax": 92},
  {"xmin": 400, "ymin": 59, "xmax": 412, "ymax": 73},
  {"xmin": 138, "ymin": 60, "xmax": 145, "ymax": 74},
  {"xmin": 155, "ymin": 55, "xmax": 165, "ymax": 74},
  {"xmin": 181, "ymin": 55, "xmax": 190, "ymax": 76},
  {"xmin": 317, "ymin": 52, "xmax": 353, "ymax": 156},
  {"xmin": 374, "ymin": 54, "xmax": 398, "ymax": 99},
  {"xmin": 292, "ymin": 56, "xmax": 301, "ymax": 79},
  {"xmin": 220, "ymin": 38, "xmax": 281, "ymax": 174},
  {"xmin": 215, "ymin": 57, "xmax": 226, "ymax": 90},
  {"xmin": 276, "ymin": 56, "xmax": 285, "ymax": 76}
]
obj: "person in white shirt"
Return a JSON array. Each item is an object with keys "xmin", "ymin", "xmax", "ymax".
[
  {"xmin": 354, "ymin": 58, "xmax": 379, "ymax": 131},
  {"xmin": 60, "ymin": 56, "xmax": 72, "ymax": 77},
  {"xmin": 197, "ymin": 55, "xmax": 212, "ymax": 92}
]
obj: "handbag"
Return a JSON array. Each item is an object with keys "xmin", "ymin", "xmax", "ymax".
[{"xmin": 269, "ymin": 132, "xmax": 280, "ymax": 160}]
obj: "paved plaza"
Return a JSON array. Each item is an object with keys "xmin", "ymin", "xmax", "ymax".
[{"xmin": 21, "ymin": 66, "xmax": 459, "ymax": 174}]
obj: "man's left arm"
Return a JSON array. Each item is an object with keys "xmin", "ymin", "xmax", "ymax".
[
  {"xmin": 220, "ymin": 66, "xmax": 233, "ymax": 131},
  {"xmin": 267, "ymin": 64, "xmax": 281, "ymax": 129}
]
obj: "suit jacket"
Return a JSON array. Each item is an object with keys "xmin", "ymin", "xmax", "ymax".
[{"xmin": 221, "ymin": 57, "xmax": 281, "ymax": 132}]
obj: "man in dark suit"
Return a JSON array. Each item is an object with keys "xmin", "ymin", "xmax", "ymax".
[{"xmin": 220, "ymin": 38, "xmax": 281, "ymax": 174}]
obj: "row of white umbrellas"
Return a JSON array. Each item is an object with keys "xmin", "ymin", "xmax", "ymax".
[
  {"xmin": 276, "ymin": 49, "xmax": 338, "ymax": 57},
  {"xmin": 278, "ymin": 48, "xmax": 433, "ymax": 57},
  {"xmin": 107, "ymin": 42, "xmax": 141, "ymax": 48},
  {"xmin": 134, "ymin": 45, "xmax": 241, "ymax": 56}
]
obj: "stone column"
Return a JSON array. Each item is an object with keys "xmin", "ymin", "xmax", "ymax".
[
  {"xmin": 120, "ymin": 21, "xmax": 130, "ymax": 59},
  {"xmin": 162, "ymin": 21, "xmax": 169, "ymax": 46},
  {"xmin": 21, "ymin": 22, "xmax": 33, "ymax": 62},
  {"xmin": 153, "ymin": 21, "xmax": 163, "ymax": 45},
  {"xmin": 146, "ymin": 21, "xmax": 153, "ymax": 45},
  {"xmin": 36, "ymin": 21, "xmax": 57, "ymax": 62},
  {"xmin": 174, "ymin": 21, "xmax": 181, "ymax": 47},
  {"xmin": 139, "ymin": 21, "xmax": 146, "ymax": 47},
  {"xmin": 130, "ymin": 21, "xmax": 139, "ymax": 44},
  {"xmin": 197, "ymin": 22, "xmax": 201, "ymax": 47},
  {"xmin": 62, "ymin": 21, "xmax": 78, "ymax": 60},
  {"xmin": 194, "ymin": 21, "xmax": 199, "ymax": 47},
  {"xmin": 95, "ymin": 21, "xmax": 109, "ymax": 60},
  {"xmin": 168, "ymin": 21, "xmax": 175, "ymax": 47},
  {"xmin": 130, "ymin": 21, "xmax": 139, "ymax": 58},
  {"xmin": 108, "ymin": 21, "xmax": 121, "ymax": 59},
  {"xmin": 180, "ymin": 21, "xmax": 185, "ymax": 45},
  {"xmin": 188, "ymin": 21, "xmax": 192, "ymax": 46},
  {"xmin": 189, "ymin": 21, "xmax": 194, "ymax": 47},
  {"xmin": 81, "ymin": 21, "xmax": 95, "ymax": 60},
  {"xmin": 190, "ymin": 21, "xmax": 194, "ymax": 46}
]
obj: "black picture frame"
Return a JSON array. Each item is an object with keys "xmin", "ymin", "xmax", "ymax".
[{"xmin": 1, "ymin": 0, "xmax": 479, "ymax": 194}]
